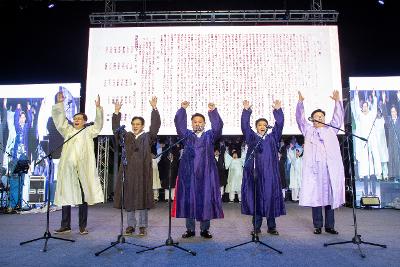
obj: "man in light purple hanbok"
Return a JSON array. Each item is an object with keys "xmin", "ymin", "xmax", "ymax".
[{"xmin": 296, "ymin": 90, "xmax": 345, "ymax": 235}]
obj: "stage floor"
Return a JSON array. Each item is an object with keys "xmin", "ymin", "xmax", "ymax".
[{"xmin": 0, "ymin": 202, "xmax": 399, "ymax": 267}]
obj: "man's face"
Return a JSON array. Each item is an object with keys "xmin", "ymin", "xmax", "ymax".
[
  {"xmin": 131, "ymin": 119, "xmax": 145, "ymax": 135},
  {"xmin": 362, "ymin": 102, "xmax": 369, "ymax": 114},
  {"xmin": 73, "ymin": 114, "xmax": 86, "ymax": 129},
  {"xmin": 312, "ymin": 112, "xmax": 325, "ymax": 128},
  {"xmin": 214, "ymin": 150, "xmax": 220, "ymax": 157},
  {"xmin": 19, "ymin": 113, "xmax": 26, "ymax": 125},
  {"xmin": 191, "ymin": 116, "xmax": 205, "ymax": 133},
  {"xmin": 256, "ymin": 120, "xmax": 268, "ymax": 135}
]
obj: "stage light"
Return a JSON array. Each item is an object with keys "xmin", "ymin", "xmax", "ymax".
[
  {"xmin": 360, "ymin": 196, "xmax": 381, "ymax": 207},
  {"xmin": 378, "ymin": 0, "xmax": 385, "ymax": 5},
  {"xmin": 48, "ymin": 0, "xmax": 55, "ymax": 9}
]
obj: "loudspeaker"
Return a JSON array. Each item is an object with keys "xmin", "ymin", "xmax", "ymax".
[{"xmin": 29, "ymin": 176, "xmax": 45, "ymax": 204}]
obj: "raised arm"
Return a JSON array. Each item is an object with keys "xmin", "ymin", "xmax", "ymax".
[
  {"xmin": 174, "ymin": 101, "xmax": 190, "ymax": 139},
  {"xmin": 224, "ymin": 150, "xmax": 233, "ymax": 169},
  {"xmin": 112, "ymin": 100, "xmax": 125, "ymax": 138},
  {"xmin": 149, "ymin": 96, "xmax": 161, "ymax": 143},
  {"xmin": 269, "ymin": 100, "xmax": 284, "ymax": 144},
  {"xmin": 88, "ymin": 95, "xmax": 104, "ymax": 138},
  {"xmin": 329, "ymin": 90, "xmax": 344, "ymax": 131},
  {"xmin": 208, "ymin": 102, "xmax": 223, "ymax": 141},
  {"xmin": 241, "ymin": 100, "xmax": 256, "ymax": 144},
  {"xmin": 51, "ymin": 93, "xmax": 73, "ymax": 137},
  {"xmin": 295, "ymin": 91, "xmax": 309, "ymax": 135}
]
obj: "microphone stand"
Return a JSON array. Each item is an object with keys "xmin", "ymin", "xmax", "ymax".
[
  {"xmin": 225, "ymin": 130, "xmax": 282, "ymax": 254},
  {"xmin": 95, "ymin": 128, "xmax": 149, "ymax": 256},
  {"xmin": 308, "ymin": 118, "xmax": 387, "ymax": 257},
  {"xmin": 137, "ymin": 135, "xmax": 196, "ymax": 256},
  {"xmin": 19, "ymin": 123, "xmax": 95, "ymax": 251}
]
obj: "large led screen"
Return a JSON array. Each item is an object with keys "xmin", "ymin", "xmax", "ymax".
[
  {"xmin": 350, "ymin": 76, "xmax": 400, "ymax": 208},
  {"xmin": 86, "ymin": 25, "xmax": 342, "ymax": 135}
]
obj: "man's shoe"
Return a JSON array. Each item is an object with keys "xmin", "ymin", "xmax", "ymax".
[
  {"xmin": 124, "ymin": 226, "xmax": 135, "ymax": 236},
  {"xmin": 250, "ymin": 229, "xmax": 262, "ymax": 236},
  {"xmin": 325, "ymin": 228, "xmax": 339, "ymax": 235},
  {"xmin": 182, "ymin": 230, "xmax": 195, "ymax": 238},
  {"xmin": 267, "ymin": 228, "xmax": 279, "ymax": 235},
  {"xmin": 138, "ymin": 227, "xmax": 147, "ymax": 237},
  {"xmin": 313, "ymin": 228, "xmax": 322, "ymax": 234},
  {"xmin": 200, "ymin": 230, "xmax": 213, "ymax": 239},
  {"xmin": 79, "ymin": 227, "xmax": 89, "ymax": 235},
  {"xmin": 54, "ymin": 227, "xmax": 71, "ymax": 234}
]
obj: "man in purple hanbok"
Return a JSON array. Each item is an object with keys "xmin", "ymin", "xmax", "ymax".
[
  {"xmin": 296, "ymin": 90, "xmax": 345, "ymax": 235},
  {"xmin": 174, "ymin": 101, "xmax": 224, "ymax": 239},
  {"xmin": 241, "ymin": 99, "xmax": 286, "ymax": 236}
]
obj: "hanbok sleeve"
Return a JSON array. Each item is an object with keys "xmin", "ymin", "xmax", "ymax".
[
  {"xmin": 88, "ymin": 106, "xmax": 104, "ymax": 138},
  {"xmin": 51, "ymin": 102, "xmax": 73, "ymax": 137},
  {"xmin": 209, "ymin": 108, "xmax": 223, "ymax": 142},
  {"xmin": 174, "ymin": 107, "xmax": 190, "ymax": 139},
  {"xmin": 241, "ymin": 109, "xmax": 256, "ymax": 144}
]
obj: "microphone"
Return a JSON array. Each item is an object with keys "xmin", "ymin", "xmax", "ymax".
[
  {"xmin": 84, "ymin": 122, "xmax": 95, "ymax": 127},
  {"xmin": 266, "ymin": 125, "xmax": 273, "ymax": 129},
  {"xmin": 114, "ymin": 125, "xmax": 126, "ymax": 133},
  {"xmin": 308, "ymin": 117, "xmax": 314, "ymax": 122}
]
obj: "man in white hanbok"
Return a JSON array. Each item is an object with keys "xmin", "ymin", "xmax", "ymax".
[
  {"xmin": 288, "ymin": 144, "xmax": 303, "ymax": 201},
  {"xmin": 352, "ymin": 90, "xmax": 381, "ymax": 196},
  {"xmin": 53, "ymin": 92, "xmax": 104, "ymax": 235},
  {"xmin": 224, "ymin": 147, "xmax": 246, "ymax": 202}
]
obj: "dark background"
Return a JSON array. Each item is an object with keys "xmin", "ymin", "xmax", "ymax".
[{"xmin": 1, "ymin": 0, "xmax": 399, "ymax": 97}]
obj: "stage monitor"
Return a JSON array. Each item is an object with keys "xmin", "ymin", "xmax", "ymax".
[
  {"xmin": 349, "ymin": 76, "xmax": 400, "ymax": 208},
  {"xmin": 86, "ymin": 25, "xmax": 342, "ymax": 135},
  {"xmin": 0, "ymin": 83, "xmax": 81, "ymax": 180}
]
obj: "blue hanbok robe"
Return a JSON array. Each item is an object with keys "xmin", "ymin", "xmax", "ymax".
[
  {"xmin": 173, "ymin": 107, "xmax": 224, "ymax": 221},
  {"xmin": 241, "ymin": 108, "xmax": 286, "ymax": 218}
]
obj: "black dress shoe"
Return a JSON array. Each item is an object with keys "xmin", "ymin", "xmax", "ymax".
[
  {"xmin": 313, "ymin": 228, "xmax": 322, "ymax": 234},
  {"xmin": 325, "ymin": 228, "xmax": 339, "ymax": 235},
  {"xmin": 267, "ymin": 228, "xmax": 279, "ymax": 235},
  {"xmin": 200, "ymin": 230, "xmax": 213, "ymax": 239},
  {"xmin": 182, "ymin": 230, "xmax": 195, "ymax": 238}
]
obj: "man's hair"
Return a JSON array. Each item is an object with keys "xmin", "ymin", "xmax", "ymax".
[
  {"xmin": 191, "ymin": 113, "xmax": 205, "ymax": 122},
  {"xmin": 255, "ymin": 118, "xmax": 268, "ymax": 127},
  {"xmin": 73, "ymin": 112, "xmax": 88, "ymax": 121},
  {"xmin": 311, "ymin": 109, "xmax": 326, "ymax": 118},
  {"xmin": 131, "ymin": 116, "xmax": 145, "ymax": 125}
]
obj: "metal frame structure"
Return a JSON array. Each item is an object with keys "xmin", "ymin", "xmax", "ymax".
[
  {"xmin": 97, "ymin": 136, "xmax": 109, "ymax": 202},
  {"xmin": 90, "ymin": 10, "xmax": 338, "ymax": 25}
]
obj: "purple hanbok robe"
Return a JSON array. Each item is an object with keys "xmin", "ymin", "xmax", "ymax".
[
  {"xmin": 296, "ymin": 101, "xmax": 345, "ymax": 209},
  {"xmin": 241, "ymin": 108, "xmax": 286, "ymax": 218},
  {"xmin": 174, "ymin": 107, "xmax": 224, "ymax": 221}
]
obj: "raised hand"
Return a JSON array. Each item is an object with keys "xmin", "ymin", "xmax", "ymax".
[
  {"xmin": 382, "ymin": 91, "xmax": 386, "ymax": 103},
  {"xmin": 95, "ymin": 94, "xmax": 101, "ymax": 108},
  {"xmin": 27, "ymin": 102, "xmax": 31, "ymax": 111},
  {"xmin": 298, "ymin": 91, "xmax": 305, "ymax": 102},
  {"xmin": 272, "ymin": 99, "xmax": 282, "ymax": 110},
  {"xmin": 208, "ymin": 102, "xmax": 216, "ymax": 111},
  {"xmin": 181, "ymin": 101, "xmax": 189, "ymax": 109},
  {"xmin": 3, "ymin": 98, "xmax": 7, "ymax": 108},
  {"xmin": 330, "ymin": 90, "xmax": 340, "ymax": 101},
  {"xmin": 56, "ymin": 92, "xmax": 64, "ymax": 103},
  {"xmin": 149, "ymin": 96, "xmax": 157, "ymax": 109},
  {"xmin": 243, "ymin": 100, "xmax": 251, "ymax": 110},
  {"xmin": 114, "ymin": 100, "xmax": 123, "ymax": 114}
]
